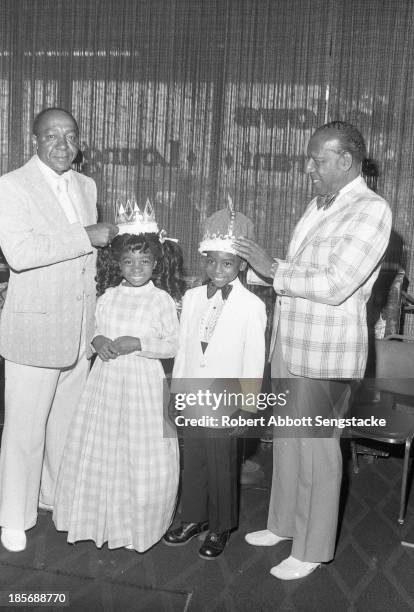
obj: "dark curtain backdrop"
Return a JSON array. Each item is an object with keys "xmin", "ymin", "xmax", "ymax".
[{"xmin": 1, "ymin": 0, "xmax": 414, "ymax": 312}]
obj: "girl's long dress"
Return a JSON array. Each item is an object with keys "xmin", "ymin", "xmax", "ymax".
[{"xmin": 53, "ymin": 281, "xmax": 179, "ymax": 552}]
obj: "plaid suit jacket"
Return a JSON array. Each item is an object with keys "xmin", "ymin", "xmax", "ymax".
[{"xmin": 270, "ymin": 176, "xmax": 392, "ymax": 379}]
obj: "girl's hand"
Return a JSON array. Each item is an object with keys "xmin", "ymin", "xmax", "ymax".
[
  {"xmin": 112, "ymin": 336, "xmax": 142, "ymax": 355},
  {"xmin": 92, "ymin": 335, "xmax": 118, "ymax": 361}
]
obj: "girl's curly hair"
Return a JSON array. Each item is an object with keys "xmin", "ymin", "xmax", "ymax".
[
  {"xmin": 157, "ymin": 240, "xmax": 186, "ymax": 303},
  {"xmin": 96, "ymin": 233, "xmax": 186, "ymax": 303}
]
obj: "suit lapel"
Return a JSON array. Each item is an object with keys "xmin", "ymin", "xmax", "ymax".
[
  {"xmin": 21, "ymin": 157, "xmax": 95, "ymax": 227},
  {"xmin": 71, "ymin": 174, "xmax": 91, "ymax": 225},
  {"xmin": 287, "ymin": 201, "xmax": 317, "ymax": 257},
  {"xmin": 20, "ymin": 157, "xmax": 71, "ymax": 228},
  {"xmin": 289, "ymin": 184, "xmax": 363, "ymax": 258}
]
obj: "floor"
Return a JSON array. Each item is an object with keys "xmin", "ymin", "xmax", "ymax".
[{"xmin": 0, "ymin": 437, "xmax": 413, "ymax": 612}]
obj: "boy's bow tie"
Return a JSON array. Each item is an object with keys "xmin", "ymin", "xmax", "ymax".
[
  {"xmin": 316, "ymin": 192, "xmax": 338, "ymax": 210},
  {"xmin": 206, "ymin": 282, "xmax": 233, "ymax": 300}
]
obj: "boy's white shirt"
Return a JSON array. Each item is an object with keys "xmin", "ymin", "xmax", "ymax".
[{"xmin": 199, "ymin": 281, "xmax": 233, "ymax": 343}]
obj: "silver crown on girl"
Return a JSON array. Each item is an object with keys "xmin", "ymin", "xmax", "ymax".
[{"xmin": 115, "ymin": 198, "xmax": 160, "ymax": 235}]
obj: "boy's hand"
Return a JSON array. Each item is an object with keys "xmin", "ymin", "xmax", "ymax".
[
  {"xmin": 92, "ymin": 335, "xmax": 118, "ymax": 361},
  {"xmin": 112, "ymin": 336, "xmax": 141, "ymax": 355}
]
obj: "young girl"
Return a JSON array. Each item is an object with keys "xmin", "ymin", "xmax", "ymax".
[{"xmin": 53, "ymin": 233, "xmax": 181, "ymax": 552}]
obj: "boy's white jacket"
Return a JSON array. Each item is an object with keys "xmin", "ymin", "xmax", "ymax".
[{"xmin": 172, "ymin": 277, "xmax": 266, "ymax": 380}]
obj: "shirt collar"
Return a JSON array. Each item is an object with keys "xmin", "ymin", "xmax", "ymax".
[
  {"xmin": 204, "ymin": 276, "xmax": 240, "ymax": 302},
  {"xmin": 35, "ymin": 155, "xmax": 73, "ymax": 190},
  {"xmin": 120, "ymin": 280, "xmax": 154, "ymax": 293},
  {"xmin": 228, "ymin": 277, "xmax": 240, "ymax": 289},
  {"xmin": 312, "ymin": 175, "xmax": 365, "ymax": 211},
  {"xmin": 336, "ymin": 175, "xmax": 364, "ymax": 198}
]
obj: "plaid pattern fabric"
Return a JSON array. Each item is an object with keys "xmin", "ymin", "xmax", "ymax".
[
  {"xmin": 53, "ymin": 282, "xmax": 179, "ymax": 552},
  {"xmin": 271, "ymin": 177, "xmax": 392, "ymax": 378}
]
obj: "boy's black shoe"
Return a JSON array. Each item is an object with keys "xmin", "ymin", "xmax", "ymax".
[
  {"xmin": 163, "ymin": 521, "xmax": 209, "ymax": 546},
  {"xmin": 198, "ymin": 530, "xmax": 230, "ymax": 559}
]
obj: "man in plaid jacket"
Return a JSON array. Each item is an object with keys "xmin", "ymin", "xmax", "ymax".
[{"xmin": 234, "ymin": 121, "xmax": 392, "ymax": 580}]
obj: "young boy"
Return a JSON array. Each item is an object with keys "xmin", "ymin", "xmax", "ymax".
[{"xmin": 163, "ymin": 203, "xmax": 266, "ymax": 559}]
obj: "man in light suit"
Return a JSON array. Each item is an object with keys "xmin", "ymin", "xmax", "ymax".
[
  {"xmin": 234, "ymin": 121, "xmax": 392, "ymax": 579},
  {"xmin": 0, "ymin": 107, "xmax": 118, "ymax": 552}
]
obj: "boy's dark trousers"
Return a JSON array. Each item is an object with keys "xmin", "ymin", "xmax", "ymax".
[{"xmin": 180, "ymin": 427, "xmax": 238, "ymax": 533}]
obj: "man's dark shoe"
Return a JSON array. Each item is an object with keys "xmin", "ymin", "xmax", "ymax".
[
  {"xmin": 198, "ymin": 530, "xmax": 230, "ymax": 559},
  {"xmin": 163, "ymin": 522, "xmax": 209, "ymax": 546}
]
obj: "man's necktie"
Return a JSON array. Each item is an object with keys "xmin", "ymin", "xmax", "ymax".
[
  {"xmin": 206, "ymin": 282, "xmax": 233, "ymax": 300},
  {"xmin": 56, "ymin": 176, "xmax": 79, "ymax": 223},
  {"xmin": 316, "ymin": 192, "xmax": 338, "ymax": 211}
]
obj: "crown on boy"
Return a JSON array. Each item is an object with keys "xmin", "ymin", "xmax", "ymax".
[{"xmin": 199, "ymin": 195, "xmax": 255, "ymax": 255}]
